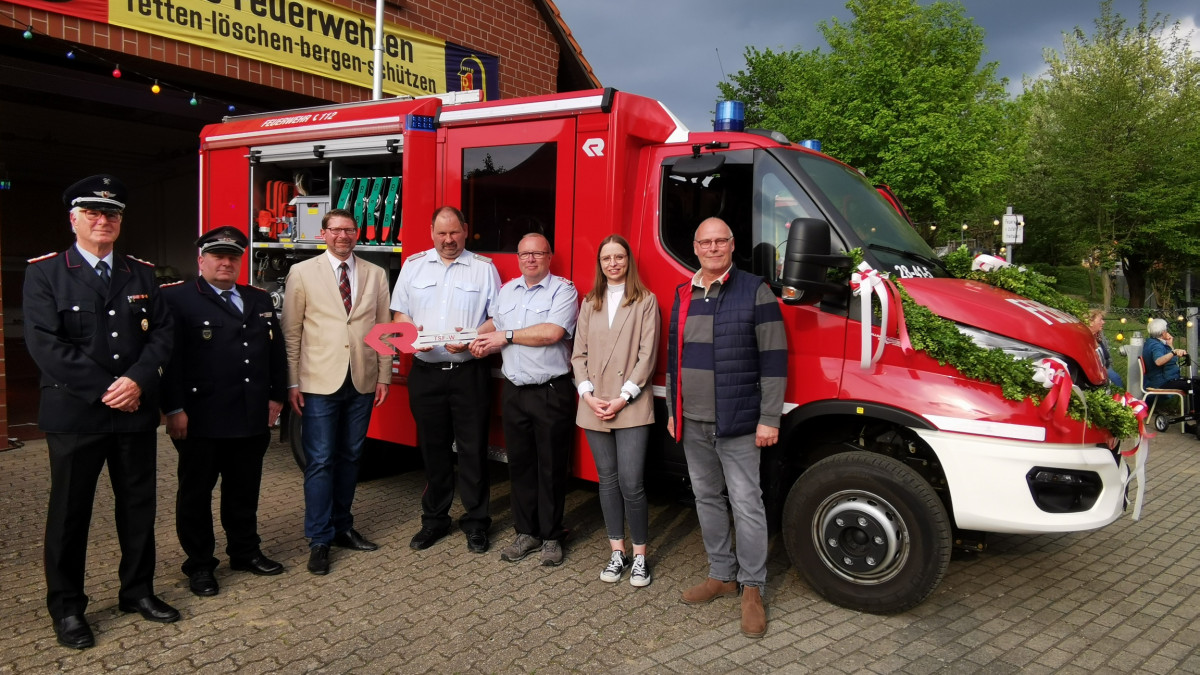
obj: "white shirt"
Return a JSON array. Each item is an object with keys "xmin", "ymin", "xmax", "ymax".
[{"xmin": 325, "ymin": 250, "xmax": 357, "ymax": 297}]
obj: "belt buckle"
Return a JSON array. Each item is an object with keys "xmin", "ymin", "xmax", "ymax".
[{"xmin": 440, "ymin": 361, "xmax": 456, "ymax": 371}]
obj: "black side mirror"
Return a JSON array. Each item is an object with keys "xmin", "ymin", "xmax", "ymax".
[{"xmin": 781, "ymin": 218, "xmax": 851, "ymax": 305}]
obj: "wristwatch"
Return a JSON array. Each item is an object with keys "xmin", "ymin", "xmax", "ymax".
[{"xmin": 505, "ymin": 330, "xmax": 514, "ymax": 344}]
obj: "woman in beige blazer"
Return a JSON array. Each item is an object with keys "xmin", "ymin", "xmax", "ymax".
[{"xmin": 570, "ymin": 234, "xmax": 659, "ymax": 588}]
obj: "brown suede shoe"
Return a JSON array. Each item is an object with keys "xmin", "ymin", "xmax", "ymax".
[
  {"xmin": 681, "ymin": 577, "xmax": 739, "ymax": 605},
  {"xmin": 741, "ymin": 585, "xmax": 767, "ymax": 638}
]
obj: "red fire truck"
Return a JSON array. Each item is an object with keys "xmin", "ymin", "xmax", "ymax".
[{"xmin": 198, "ymin": 88, "xmax": 1134, "ymax": 613}]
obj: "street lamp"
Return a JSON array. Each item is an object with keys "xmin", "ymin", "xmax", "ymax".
[{"xmin": 961, "ymin": 222, "xmax": 968, "ymax": 246}]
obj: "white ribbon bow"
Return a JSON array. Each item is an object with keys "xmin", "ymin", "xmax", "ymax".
[
  {"xmin": 850, "ymin": 261, "xmax": 888, "ymax": 370},
  {"xmin": 971, "ymin": 254, "xmax": 1011, "ymax": 272}
]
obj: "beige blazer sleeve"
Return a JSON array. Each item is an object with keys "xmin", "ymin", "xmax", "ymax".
[
  {"xmin": 282, "ymin": 255, "xmax": 391, "ymax": 396},
  {"xmin": 571, "ymin": 292, "xmax": 659, "ymax": 431}
]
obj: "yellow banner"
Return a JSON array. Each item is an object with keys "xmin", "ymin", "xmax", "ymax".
[{"xmin": 112, "ymin": 0, "xmax": 448, "ymax": 96}]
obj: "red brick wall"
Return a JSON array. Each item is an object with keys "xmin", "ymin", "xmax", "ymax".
[{"xmin": 4, "ymin": 0, "xmax": 562, "ymax": 102}]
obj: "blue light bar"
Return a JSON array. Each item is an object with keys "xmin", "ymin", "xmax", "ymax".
[{"xmin": 800, "ymin": 139, "xmax": 822, "ymax": 152}]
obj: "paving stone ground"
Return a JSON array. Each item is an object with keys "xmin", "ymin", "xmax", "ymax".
[{"xmin": 0, "ymin": 429, "xmax": 1198, "ymax": 674}]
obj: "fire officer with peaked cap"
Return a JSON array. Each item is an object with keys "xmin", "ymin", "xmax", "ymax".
[
  {"xmin": 161, "ymin": 226, "xmax": 287, "ymax": 599},
  {"xmin": 23, "ymin": 174, "xmax": 178, "ymax": 650}
]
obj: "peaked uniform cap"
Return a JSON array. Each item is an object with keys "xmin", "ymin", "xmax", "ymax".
[
  {"xmin": 196, "ymin": 226, "xmax": 248, "ymax": 255},
  {"xmin": 63, "ymin": 174, "xmax": 127, "ymax": 210}
]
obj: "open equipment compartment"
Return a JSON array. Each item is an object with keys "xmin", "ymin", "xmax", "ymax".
[{"xmin": 246, "ymin": 134, "xmax": 406, "ymax": 309}]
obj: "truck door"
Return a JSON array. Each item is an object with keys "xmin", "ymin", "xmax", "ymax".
[{"xmin": 441, "ymin": 120, "xmax": 577, "ymax": 282}]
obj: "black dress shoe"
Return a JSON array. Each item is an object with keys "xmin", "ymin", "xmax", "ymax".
[
  {"xmin": 230, "ymin": 554, "xmax": 284, "ymax": 576},
  {"xmin": 465, "ymin": 530, "xmax": 489, "ymax": 553},
  {"xmin": 307, "ymin": 544, "xmax": 330, "ymax": 575},
  {"xmin": 188, "ymin": 569, "xmax": 219, "ymax": 597},
  {"xmin": 54, "ymin": 614, "xmax": 94, "ymax": 649},
  {"xmin": 118, "ymin": 595, "xmax": 181, "ymax": 623},
  {"xmin": 409, "ymin": 526, "xmax": 450, "ymax": 550},
  {"xmin": 333, "ymin": 528, "xmax": 379, "ymax": 551}
]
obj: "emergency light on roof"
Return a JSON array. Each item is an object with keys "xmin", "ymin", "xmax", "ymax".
[
  {"xmin": 715, "ymin": 101, "xmax": 745, "ymax": 132},
  {"xmin": 801, "ymin": 139, "xmax": 822, "ymax": 152}
]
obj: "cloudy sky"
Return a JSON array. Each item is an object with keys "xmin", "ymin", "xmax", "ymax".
[{"xmin": 554, "ymin": 0, "xmax": 1200, "ymax": 131}]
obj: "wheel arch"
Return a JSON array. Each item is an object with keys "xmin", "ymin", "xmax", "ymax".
[{"xmin": 763, "ymin": 400, "xmax": 955, "ymax": 527}]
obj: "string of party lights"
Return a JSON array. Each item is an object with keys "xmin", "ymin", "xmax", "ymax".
[{"xmin": 2, "ymin": 10, "xmax": 248, "ymax": 114}]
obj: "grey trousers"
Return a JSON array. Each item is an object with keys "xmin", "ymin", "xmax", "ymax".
[
  {"xmin": 585, "ymin": 426, "xmax": 650, "ymax": 545},
  {"xmin": 682, "ymin": 419, "xmax": 767, "ymax": 588}
]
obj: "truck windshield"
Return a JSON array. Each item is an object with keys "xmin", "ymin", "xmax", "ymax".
[
  {"xmin": 776, "ymin": 150, "xmax": 947, "ymax": 279},
  {"xmin": 659, "ymin": 148, "xmax": 946, "ymax": 282}
]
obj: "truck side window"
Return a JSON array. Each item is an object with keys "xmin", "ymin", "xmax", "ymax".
[
  {"xmin": 660, "ymin": 152, "xmax": 753, "ymax": 271},
  {"xmin": 660, "ymin": 150, "xmax": 833, "ymax": 284},
  {"xmin": 461, "ymin": 143, "xmax": 557, "ymax": 253},
  {"xmin": 755, "ymin": 157, "xmax": 836, "ymax": 284}
]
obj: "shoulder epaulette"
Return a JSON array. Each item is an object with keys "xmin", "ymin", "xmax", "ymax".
[
  {"xmin": 560, "ymin": 277, "xmax": 574, "ymax": 286},
  {"xmin": 473, "ymin": 253, "xmax": 493, "ymax": 264},
  {"xmin": 27, "ymin": 251, "xmax": 59, "ymax": 264},
  {"xmin": 159, "ymin": 280, "xmax": 185, "ymax": 288},
  {"xmin": 406, "ymin": 250, "xmax": 428, "ymax": 262},
  {"xmin": 126, "ymin": 254, "xmax": 156, "ymax": 267}
]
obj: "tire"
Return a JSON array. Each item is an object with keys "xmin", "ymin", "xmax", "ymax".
[
  {"xmin": 1154, "ymin": 414, "xmax": 1170, "ymax": 433},
  {"xmin": 782, "ymin": 451, "xmax": 951, "ymax": 614}
]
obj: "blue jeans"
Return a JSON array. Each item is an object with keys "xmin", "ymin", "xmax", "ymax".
[
  {"xmin": 301, "ymin": 379, "xmax": 374, "ymax": 546},
  {"xmin": 585, "ymin": 426, "xmax": 650, "ymax": 545},
  {"xmin": 682, "ymin": 419, "xmax": 767, "ymax": 588}
]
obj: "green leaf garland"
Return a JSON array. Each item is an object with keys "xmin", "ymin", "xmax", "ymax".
[{"xmin": 856, "ymin": 246, "xmax": 1137, "ymax": 439}]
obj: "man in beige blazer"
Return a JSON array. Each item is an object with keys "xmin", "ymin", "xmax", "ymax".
[{"xmin": 282, "ymin": 208, "xmax": 391, "ymax": 576}]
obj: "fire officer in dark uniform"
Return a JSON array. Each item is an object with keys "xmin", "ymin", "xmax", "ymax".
[
  {"xmin": 23, "ymin": 174, "xmax": 178, "ymax": 650},
  {"xmin": 161, "ymin": 227, "xmax": 287, "ymax": 598}
]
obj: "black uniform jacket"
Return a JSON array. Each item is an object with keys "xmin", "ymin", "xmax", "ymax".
[
  {"xmin": 23, "ymin": 246, "xmax": 174, "ymax": 433},
  {"xmin": 160, "ymin": 279, "xmax": 286, "ymax": 438}
]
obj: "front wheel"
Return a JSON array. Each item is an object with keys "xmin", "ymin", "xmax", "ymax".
[{"xmin": 782, "ymin": 451, "xmax": 951, "ymax": 613}]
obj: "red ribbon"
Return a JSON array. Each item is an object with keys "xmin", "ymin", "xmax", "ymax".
[
  {"xmin": 1112, "ymin": 391, "xmax": 1152, "ymax": 456},
  {"xmin": 1034, "ymin": 358, "xmax": 1073, "ymax": 428},
  {"xmin": 883, "ymin": 279, "xmax": 913, "ymax": 355}
]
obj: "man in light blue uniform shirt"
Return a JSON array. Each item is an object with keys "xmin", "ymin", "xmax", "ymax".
[
  {"xmin": 392, "ymin": 206, "xmax": 501, "ymax": 553},
  {"xmin": 471, "ymin": 232, "xmax": 578, "ymax": 566}
]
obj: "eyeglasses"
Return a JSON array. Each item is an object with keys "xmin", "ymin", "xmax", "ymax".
[
  {"xmin": 695, "ymin": 236, "xmax": 733, "ymax": 250},
  {"xmin": 517, "ymin": 251, "xmax": 550, "ymax": 261},
  {"xmin": 79, "ymin": 209, "xmax": 123, "ymax": 222},
  {"xmin": 324, "ymin": 227, "xmax": 359, "ymax": 237}
]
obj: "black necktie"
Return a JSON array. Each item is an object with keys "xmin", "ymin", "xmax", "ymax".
[
  {"xmin": 221, "ymin": 290, "xmax": 240, "ymax": 315},
  {"xmin": 96, "ymin": 260, "xmax": 110, "ymax": 285}
]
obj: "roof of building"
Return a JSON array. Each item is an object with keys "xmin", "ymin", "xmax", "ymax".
[{"xmin": 532, "ymin": 0, "xmax": 602, "ymax": 91}]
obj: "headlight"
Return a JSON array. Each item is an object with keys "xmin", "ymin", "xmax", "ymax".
[{"xmin": 956, "ymin": 324, "xmax": 1065, "ymax": 363}]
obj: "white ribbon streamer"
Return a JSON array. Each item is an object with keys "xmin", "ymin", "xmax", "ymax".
[{"xmin": 850, "ymin": 262, "xmax": 888, "ymax": 370}]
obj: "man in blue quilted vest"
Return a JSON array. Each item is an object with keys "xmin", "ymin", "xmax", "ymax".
[{"xmin": 666, "ymin": 217, "xmax": 787, "ymax": 639}]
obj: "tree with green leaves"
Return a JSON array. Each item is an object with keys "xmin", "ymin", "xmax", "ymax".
[
  {"xmin": 1015, "ymin": 0, "xmax": 1200, "ymax": 309},
  {"xmin": 718, "ymin": 0, "xmax": 1015, "ymax": 231}
]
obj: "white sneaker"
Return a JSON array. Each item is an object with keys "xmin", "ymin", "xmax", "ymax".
[
  {"xmin": 630, "ymin": 554, "xmax": 652, "ymax": 587},
  {"xmin": 599, "ymin": 550, "xmax": 628, "ymax": 583}
]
